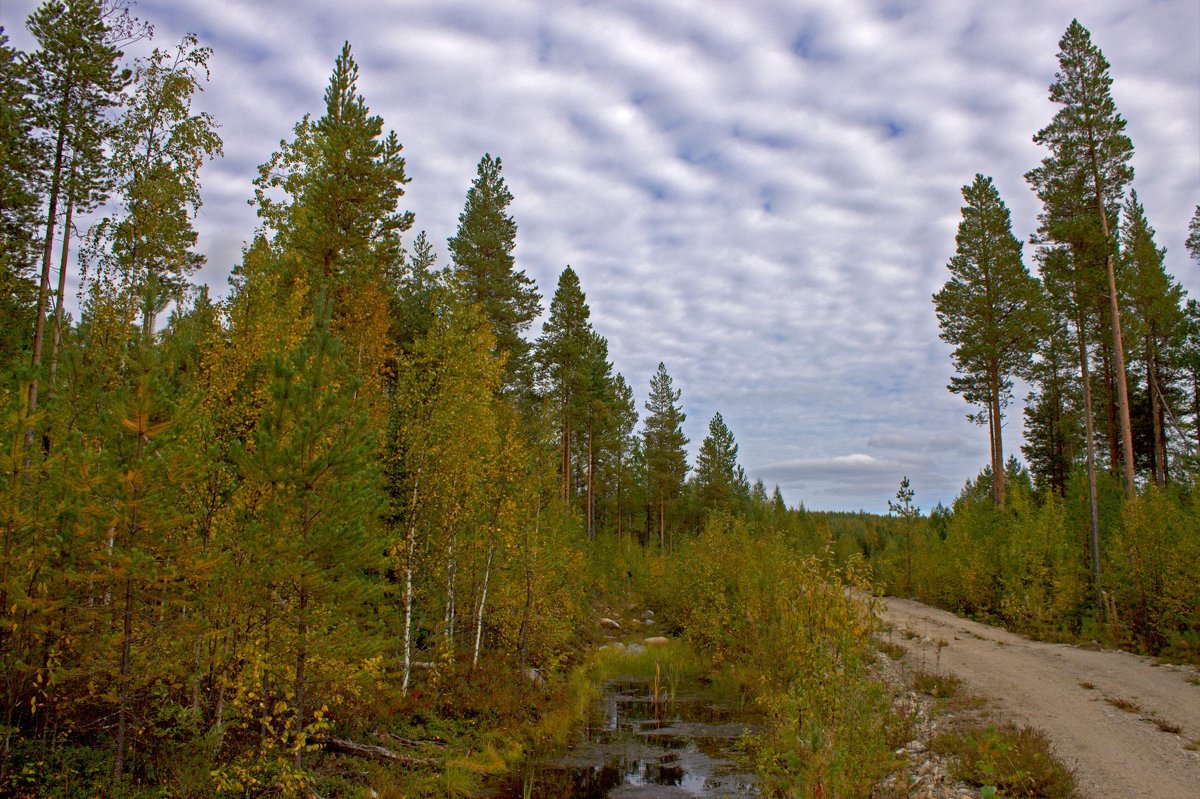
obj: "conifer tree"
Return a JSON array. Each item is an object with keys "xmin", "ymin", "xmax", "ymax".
[
  {"xmin": 0, "ymin": 27, "xmax": 40, "ymax": 365},
  {"xmin": 390, "ymin": 230, "xmax": 441, "ymax": 352},
  {"xmin": 251, "ymin": 42, "xmax": 412, "ymax": 423},
  {"xmin": 694, "ymin": 411, "xmax": 741, "ymax": 516},
  {"xmin": 237, "ymin": 298, "xmax": 385, "ymax": 768},
  {"xmin": 1120, "ymin": 191, "xmax": 1185, "ymax": 485},
  {"xmin": 535, "ymin": 266, "xmax": 595, "ymax": 505},
  {"xmin": 934, "ymin": 174, "xmax": 1043, "ymax": 508},
  {"xmin": 448, "ymin": 153, "xmax": 540, "ymax": 396},
  {"xmin": 1022, "ymin": 309, "xmax": 1082, "ymax": 497},
  {"xmin": 25, "ymin": 0, "xmax": 127, "ymax": 417},
  {"xmin": 1028, "ymin": 19, "xmax": 1137, "ymax": 496},
  {"xmin": 608, "ymin": 373, "xmax": 639, "ymax": 541},
  {"xmin": 643, "ymin": 363, "xmax": 688, "ymax": 548},
  {"xmin": 1186, "ymin": 206, "xmax": 1200, "ymax": 263}
]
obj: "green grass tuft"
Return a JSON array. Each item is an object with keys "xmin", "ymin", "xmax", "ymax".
[{"xmin": 931, "ymin": 722, "xmax": 1076, "ymax": 798}]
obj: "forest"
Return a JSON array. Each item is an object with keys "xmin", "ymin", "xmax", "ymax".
[{"xmin": 0, "ymin": 2, "xmax": 1198, "ymax": 797}]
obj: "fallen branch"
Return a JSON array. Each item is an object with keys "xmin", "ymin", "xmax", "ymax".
[
  {"xmin": 373, "ymin": 730, "xmax": 447, "ymax": 749},
  {"xmin": 313, "ymin": 735, "xmax": 435, "ymax": 767}
]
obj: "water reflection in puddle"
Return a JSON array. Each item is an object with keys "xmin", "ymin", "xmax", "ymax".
[{"xmin": 487, "ymin": 677, "xmax": 759, "ymax": 798}]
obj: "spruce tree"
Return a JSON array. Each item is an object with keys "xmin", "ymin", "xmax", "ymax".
[
  {"xmin": 448, "ymin": 153, "xmax": 541, "ymax": 396},
  {"xmin": 933, "ymin": 174, "xmax": 1043, "ymax": 507}
]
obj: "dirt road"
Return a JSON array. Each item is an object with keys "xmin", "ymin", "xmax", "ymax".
[{"xmin": 879, "ymin": 597, "xmax": 1200, "ymax": 799}]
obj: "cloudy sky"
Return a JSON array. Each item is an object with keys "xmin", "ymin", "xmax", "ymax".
[{"xmin": 4, "ymin": 0, "xmax": 1198, "ymax": 512}]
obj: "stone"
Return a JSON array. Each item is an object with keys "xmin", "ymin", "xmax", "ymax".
[
  {"xmin": 626, "ymin": 643, "xmax": 646, "ymax": 655},
  {"xmin": 599, "ymin": 617, "xmax": 621, "ymax": 630},
  {"xmin": 644, "ymin": 636, "xmax": 669, "ymax": 646}
]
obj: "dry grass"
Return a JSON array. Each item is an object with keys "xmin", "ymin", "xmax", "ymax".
[{"xmin": 1103, "ymin": 695, "xmax": 1142, "ymax": 714}]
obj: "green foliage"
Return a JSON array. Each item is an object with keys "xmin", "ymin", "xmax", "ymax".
[
  {"xmin": 932, "ymin": 723, "xmax": 1077, "ymax": 798},
  {"xmin": 448, "ymin": 153, "xmax": 540, "ymax": 396},
  {"xmin": 642, "ymin": 362, "xmax": 688, "ymax": 548},
  {"xmin": 934, "ymin": 174, "xmax": 1044, "ymax": 506},
  {"xmin": 692, "ymin": 411, "xmax": 747, "ymax": 518},
  {"xmin": 651, "ymin": 515, "xmax": 902, "ymax": 797},
  {"xmin": 0, "ymin": 27, "xmax": 40, "ymax": 364}
]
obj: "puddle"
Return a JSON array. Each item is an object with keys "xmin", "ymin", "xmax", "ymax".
[{"xmin": 486, "ymin": 676, "xmax": 760, "ymax": 798}]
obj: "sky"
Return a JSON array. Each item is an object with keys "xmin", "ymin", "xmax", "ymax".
[{"xmin": 3, "ymin": 0, "xmax": 1198, "ymax": 513}]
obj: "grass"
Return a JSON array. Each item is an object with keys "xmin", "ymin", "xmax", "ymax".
[
  {"xmin": 1077, "ymin": 681, "xmax": 1095, "ymax": 691},
  {"xmin": 1103, "ymin": 695, "xmax": 1143, "ymax": 714},
  {"xmin": 911, "ymin": 669, "xmax": 963, "ymax": 700},
  {"xmin": 931, "ymin": 722, "xmax": 1077, "ymax": 798},
  {"xmin": 878, "ymin": 640, "xmax": 906, "ymax": 660},
  {"xmin": 1154, "ymin": 718, "xmax": 1181, "ymax": 734}
]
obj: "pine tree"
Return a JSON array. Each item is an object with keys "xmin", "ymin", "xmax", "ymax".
[
  {"xmin": 694, "ymin": 411, "xmax": 741, "ymax": 516},
  {"xmin": 1120, "ymin": 191, "xmax": 1185, "ymax": 485},
  {"xmin": 933, "ymin": 174, "xmax": 1043, "ymax": 508},
  {"xmin": 1022, "ymin": 309, "xmax": 1082, "ymax": 497},
  {"xmin": 534, "ymin": 266, "xmax": 595, "ymax": 506},
  {"xmin": 608, "ymin": 373, "xmax": 639, "ymax": 541},
  {"xmin": 448, "ymin": 153, "xmax": 540, "ymax": 396},
  {"xmin": 25, "ymin": 0, "xmax": 128, "ymax": 417},
  {"xmin": 237, "ymin": 299, "xmax": 385, "ymax": 768},
  {"xmin": 0, "ymin": 27, "xmax": 40, "ymax": 366},
  {"xmin": 1028, "ymin": 19, "xmax": 1137, "ymax": 496},
  {"xmin": 389, "ymin": 230, "xmax": 441, "ymax": 353},
  {"xmin": 252, "ymin": 42, "xmax": 412, "ymax": 424},
  {"xmin": 1186, "ymin": 206, "xmax": 1200, "ymax": 263},
  {"xmin": 643, "ymin": 363, "xmax": 688, "ymax": 548},
  {"xmin": 888, "ymin": 476, "xmax": 920, "ymax": 594}
]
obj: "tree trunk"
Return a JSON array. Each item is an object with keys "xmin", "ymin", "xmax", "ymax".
[
  {"xmin": 1091, "ymin": 168, "xmax": 1136, "ymax": 496},
  {"xmin": 989, "ymin": 368, "xmax": 1005, "ymax": 508},
  {"xmin": 48, "ymin": 171, "xmax": 76, "ymax": 394},
  {"xmin": 28, "ymin": 123, "xmax": 68, "ymax": 443},
  {"xmin": 471, "ymin": 536, "xmax": 494, "ymax": 669},
  {"xmin": 586, "ymin": 428, "xmax": 595, "ymax": 540},
  {"xmin": 560, "ymin": 399, "xmax": 571, "ymax": 505},
  {"xmin": 1099, "ymin": 338, "xmax": 1120, "ymax": 473},
  {"xmin": 1075, "ymin": 311, "xmax": 1102, "ymax": 603},
  {"xmin": 294, "ymin": 588, "xmax": 308, "ymax": 769}
]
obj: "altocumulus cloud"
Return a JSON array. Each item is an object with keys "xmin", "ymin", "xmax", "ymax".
[{"xmin": 4, "ymin": 0, "xmax": 1197, "ymax": 512}]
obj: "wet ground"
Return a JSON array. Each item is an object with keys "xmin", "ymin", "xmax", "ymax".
[{"xmin": 487, "ymin": 677, "xmax": 761, "ymax": 798}]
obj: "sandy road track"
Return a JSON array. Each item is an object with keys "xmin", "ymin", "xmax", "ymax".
[{"xmin": 879, "ymin": 597, "xmax": 1200, "ymax": 799}]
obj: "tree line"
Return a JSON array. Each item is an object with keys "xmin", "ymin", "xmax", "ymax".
[{"xmin": 0, "ymin": 2, "xmax": 778, "ymax": 793}]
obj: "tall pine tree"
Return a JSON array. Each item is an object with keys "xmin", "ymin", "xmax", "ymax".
[
  {"xmin": 1028, "ymin": 19, "xmax": 1137, "ymax": 496},
  {"xmin": 934, "ymin": 174, "xmax": 1043, "ymax": 508}
]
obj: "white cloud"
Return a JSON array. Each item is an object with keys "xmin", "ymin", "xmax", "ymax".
[{"xmin": 5, "ymin": 0, "xmax": 1196, "ymax": 512}]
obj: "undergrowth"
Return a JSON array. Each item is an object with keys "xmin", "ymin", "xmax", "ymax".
[{"xmin": 931, "ymin": 722, "xmax": 1077, "ymax": 798}]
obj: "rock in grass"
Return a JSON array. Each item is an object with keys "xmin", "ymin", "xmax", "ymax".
[
  {"xmin": 600, "ymin": 617, "xmax": 621, "ymax": 630},
  {"xmin": 644, "ymin": 636, "xmax": 669, "ymax": 646}
]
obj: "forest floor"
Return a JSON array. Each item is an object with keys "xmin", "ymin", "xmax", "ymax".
[{"xmin": 879, "ymin": 596, "xmax": 1200, "ymax": 799}]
